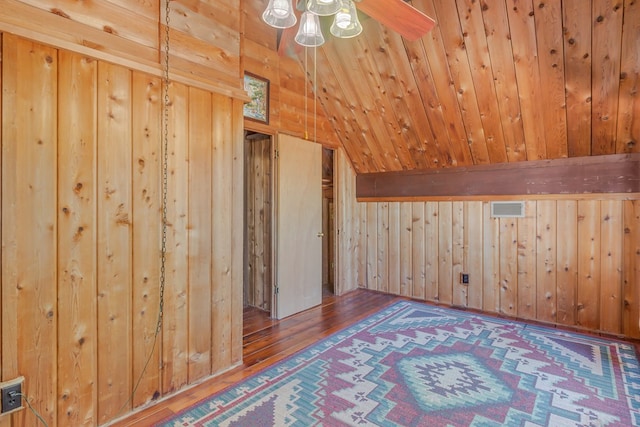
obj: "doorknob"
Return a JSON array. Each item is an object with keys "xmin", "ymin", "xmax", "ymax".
[{"xmin": 317, "ymin": 232, "xmax": 325, "ymax": 237}]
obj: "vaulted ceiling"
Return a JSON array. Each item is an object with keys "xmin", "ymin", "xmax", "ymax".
[{"xmin": 283, "ymin": 0, "xmax": 639, "ymax": 175}]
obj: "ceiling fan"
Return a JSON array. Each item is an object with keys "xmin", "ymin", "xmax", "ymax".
[{"xmin": 265, "ymin": 0, "xmax": 436, "ymax": 56}]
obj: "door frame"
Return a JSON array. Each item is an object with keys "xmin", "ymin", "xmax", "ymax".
[
  {"xmin": 272, "ymin": 133, "xmax": 323, "ymax": 319},
  {"xmin": 243, "ymin": 129, "xmax": 338, "ymax": 318},
  {"xmin": 243, "ymin": 129, "xmax": 277, "ymax": 313}
]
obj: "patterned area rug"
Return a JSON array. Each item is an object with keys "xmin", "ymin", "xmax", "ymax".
[{"xmin": 161, "ymin": 301, "xmax": 640, "ymax": 426}]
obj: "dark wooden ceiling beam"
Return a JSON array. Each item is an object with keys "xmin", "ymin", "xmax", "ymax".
[{"xmin": 356, "ymin": 153, "xmax": 640, "ymax": 200}]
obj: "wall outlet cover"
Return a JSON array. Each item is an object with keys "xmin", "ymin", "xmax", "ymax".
[{"xmin": 0, "ymin": 377, "xmax": 24, "ymax": 414}]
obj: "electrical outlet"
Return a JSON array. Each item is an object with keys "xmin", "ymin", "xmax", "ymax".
[
  {"xmin": 461, "ymin": 273, "xmax": 469, "ymax": 284},
  {"xmin": 1, "ymin": 377, "xmax": 24, "ymax": 414}
]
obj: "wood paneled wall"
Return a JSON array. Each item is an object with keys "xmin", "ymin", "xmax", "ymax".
[
  {"xmin": 336, "ymin": 150, "xmax": 640, "ymax": 339},
  {"xmin": 244, "ymin": 135, "xmax": 273, "ymax": 311},
  {"xmin": 1, "ymin": 0, "xmax": 246, "ymax": 96},
  {"xmin": 1, "ymin": 34, "xmax": 243, "ymax": 426}
]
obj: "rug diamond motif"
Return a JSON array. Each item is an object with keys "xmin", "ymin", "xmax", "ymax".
[
  {"xmin": 397, "ymin": 352, "xmax": 513, "ymax": 412},
  {"xmin": 161, "ymin": 301, "xmax": 640, "ymax": 427}
]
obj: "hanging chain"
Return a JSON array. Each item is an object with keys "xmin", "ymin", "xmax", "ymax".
[
  {"xmin": 314, "ymin": 46, "xmax": 317, "ymax": 146},
  {"xmin": 116, "ymin": 1, "xmax": 171, "ymax": 415},
  {"xmin": 304, "ymin": 47, "xmax": 308, "ymax": 140},
  {"xmin": 157, "ymin": 0, "xmax": 171, "ymax": 335}
]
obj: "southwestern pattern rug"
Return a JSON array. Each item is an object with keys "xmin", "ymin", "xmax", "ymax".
[{"xmin": 161, "ymin": 301, "xmax": 640, "ymax": 426}]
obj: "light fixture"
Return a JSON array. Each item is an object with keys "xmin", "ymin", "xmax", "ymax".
[
  {"xmin": 307, "ymin": 0, "xmax": 341, "ymax": 16},
  {"xmin": 330, "ymin": 0, "xmax": 362, "ymax": 38},
  {"xmin": 295, "ymin": 10, "xmax": 325, "ymax": 47},
  {"xmin": 262, "ymin": 0, "xmax": 363, "ymax": 47},
  {"xmin": 262, "ymin": 0, "xmax": 297, "ymax": 29}
]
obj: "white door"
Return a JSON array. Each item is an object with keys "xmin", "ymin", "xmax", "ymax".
[{"xmin": 274, "ymin": 134, "xmax": 322, "ymax": 319}]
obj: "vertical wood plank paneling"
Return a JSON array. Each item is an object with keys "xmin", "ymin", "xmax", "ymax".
[
  {"xmin": 366, "ymin": 202, "xmax": 378, "ymax": 291},
  {"xmin": 0, "ymin": 31, "xmax": 5, "ymax": 427},
  {"xmin": 259, "ymin": 139, "xmax": 272, "ymax": 307},
  {"xmin": 455, "ymin": 0, "xmax": 508, "ymax": 164},
  {"xmin": 131, "ymin": 70, "xmax": 162, "ymax": 406},
  {"xmin": 438, "ymin": 202, "xmax": 453, "ymax": 304},
  {"xmin": 388, "ymin": 203, "xmax": 401, "ymax": 295},
  {"xmin": 466, "ymin": 201, "xmax": 483, "ymax": 310},
  {"xmin": 245, "ymin": 140, "xmax": 256, "ymax": 307},
  {"xmin": 431, "ymin": 0, "xmax": 491, "ymax": 165},
  {"xmin": 533, "ymin": 0, "xmax": 568, "ymax": 159},
  {"xmin": 187, "ymin": 87, "xmax": 213, "ymax": 382},
  {"xmin": 245, "ymin": 136, "xmax": 272, "ymax": 309},
  {"xmin": 247, "ymin": 140, "xmax": 259, "ymax": 307},
  {"xmin": 600, "ymin": 200, "xmax": 623, "ymax": 334},
  {"xmin": 335, "ymin": 148, "xmax": 347, "ymax": 294},
  {"xmin": 357, "ymin": 200, "xmax": 368, "ymax": 290},
  {"xmin": 424, "ymin": 202, "xmax": 439, "ymax": 302},
  {"xmin": 364, "ymin": 29, "xmax": 426, "ymax": 168},
  {"xmin": 359, "ymin": 201, "xmax": 369, "ymax": 291},
  {"xmin": 411, "ymin": 0, "xmax": 475, "ymax": 166},
  {"xmin": 399, "ymin": 203, "xmax": 413, "ymax": 297},
  {"xmin": 336, "ymin": 37, "xmax": 415, "ymax": 169},
  {"xmin": 97, "ymin": 61, "xmax": 132, "ymax": 422},
  {"xmin": 162, "ymin": 81, "xmax": 190, "ymax": 394},
  {"xmin": 404, "ymin": 33, "xmax": 473, "ymax": 166},
  {"xmin": 344, "ymin": 149, "xmax": 360, "ymax": 294},
  {"xmin": 506, "ymin": 0, "xmax": 547, "ymax": 160},
  {"xmin": 339, "ymin": 156, "xmax": 638, "ymax": 336},
  {"xmin": 452, "ymin": 201, "xmax": 466, "ymax": 307},
  {"xmin": 616, "ymin": 0, "xmax": 640, "ymax": 154},
  {"xmin": 623, "ymin": 200, "xmax": 640, "ymax": 338},
  {"xmin": 2, "ymin": 33, "xmax": 247, "ymax": 426},
  {"xmin": 253, "ymin": 140, "xmax": 262, "ymax": 305},
  {"xmin": 577, "ymin": 200, "xmax": 601, "ymax": 329},
  {"xmin": 536, "ymin": 200, "xmax": 557, "ymax": 323},
  {"xmin": 432, "ymin": 1, "xmax": 490, "ymax": 164},
  {"xmin": 591, "ymin": 0, "xmax": 623, "ymax": 155},
  {"xmin": 499, "ymin": 216, "xmax": 518, "ymax": 315},
  {"xmin": 517, "ymin": 201, "xmax": 537, "ymax": 319},
  {"xmin": 230, "ymin": 97, "xmax": 245, "ymax": 365},
  {"xmin": 262, "ymin": 137, "xmax": 273, "ymax": 311},
  {"xmin": 377, "ymin": 202, "xmax": 389, "ymax": 293},
  {"xmin": 323, "ymin": 38, "xmax": 401, "ymax": 172},
  {"xmin": 1, "ymin": 34, "xmax": 17, "ymax": 423},
  {"xmin": 2, "ymin": 35, "xmax": 58, "ymax": 426},
  {"xmin": 211, "ymin": 93, "xmax": 233, "ymax": 373},
  {"xmin": 412, "ymin": 203, "xmax": 426, "ymax": 299},
  {"xmin": 339, "ymin": 149, "xmax": 362, "ymax": 293},
  {"xmin": 0, "ymin": 32, "xmax": 4, "ymax": 417},
  {"xmin": 254, "ymin": 140, "xmax": 267, "ymax": 306},
  {"xmin": 356, "ymin": 197, "xmax": 367, "ymax": 294},
  {"xmin": 562, "ymin": 0, "xmax": 592, "ymax": 157},
  {"xmin": 57, "ymin": 49, "xmax": 98, "ymax": 426},
  {"xmin": 480, "ymin": 0, "xmax": 527, "ymax": 162},
  {"xmin": 482, "ymin": 202, "xmax": 500, "ymax": 312},
  {"xmin": 556, "ymin": 200, "xmax": 578, "ymax": 325}
]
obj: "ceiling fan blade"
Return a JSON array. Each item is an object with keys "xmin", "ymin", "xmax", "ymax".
[{"xmin": 356, "ymin": 0, "xmax": 435, "ymax": 41}]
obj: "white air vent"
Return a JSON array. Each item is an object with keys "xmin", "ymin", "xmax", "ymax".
[{"xmin": 491, "ymin": 201, "xmax": 525, "ymax": 218}]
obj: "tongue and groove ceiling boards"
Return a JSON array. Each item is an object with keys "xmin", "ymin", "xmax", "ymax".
[{"xmin": 282, "ymin": 0, "xmax": 639, "ymax": 175}]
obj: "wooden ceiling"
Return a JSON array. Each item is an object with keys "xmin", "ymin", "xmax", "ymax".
[{"xmin": 284, "ymin": 0, "xmax": 639, "ymax": 175}]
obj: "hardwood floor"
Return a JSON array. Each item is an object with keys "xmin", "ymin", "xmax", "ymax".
[{"xmin": 109, "ymin": 289, "xmax": 401, "ymax": 426}]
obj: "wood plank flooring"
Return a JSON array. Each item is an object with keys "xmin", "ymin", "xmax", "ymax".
[{"xmin": 109, "ymin": 289, "xmax": 401, "ymax": 426}]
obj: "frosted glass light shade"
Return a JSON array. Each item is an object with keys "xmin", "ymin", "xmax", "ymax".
[
  {"xmin": 330, "ymin": 0, "xmax": 362, "ymax": 38},
  {"xmin": 307, "ymin": 0, "xmax": 342, "ymax": 16},
  {"xmin": 295, "ymin": 11, "xmax": 325, "ymax": 47},
  {"xmin": 262, "ymin": 0, "xmax": 297, "ymax": 29}
]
